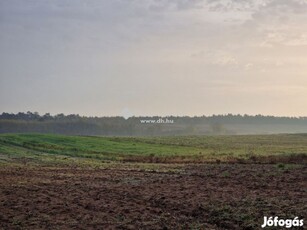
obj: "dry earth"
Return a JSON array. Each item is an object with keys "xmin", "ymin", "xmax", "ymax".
[{"xmin": 0, "ymin": 164, "xmax": 306, "ymax": 229}]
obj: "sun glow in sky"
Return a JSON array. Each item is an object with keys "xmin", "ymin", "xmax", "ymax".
[{"xmin": 0, "ymin": 0, "xmax": 307, "ymax": 116}]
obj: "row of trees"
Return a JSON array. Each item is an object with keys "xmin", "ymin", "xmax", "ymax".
[
  {"xmin": 1, "ymin": 112, "xmax": 306, "ymax": 122},
  {"xmin": 0, "ymin": 112, "xmax": 306, "ymax": 136}
]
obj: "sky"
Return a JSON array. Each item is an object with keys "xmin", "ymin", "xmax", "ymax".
[{"xmin": 0, "ymin": 0, "xmax": 307, "ymax": 117}]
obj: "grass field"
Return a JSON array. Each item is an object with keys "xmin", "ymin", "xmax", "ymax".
[
  {"xmin": 0, "ymin": 133, "xmax": 307, "ymax": 165},
  {"xmin": 0, "ymin": 133, "xmax": 306, "ymax": 229}
]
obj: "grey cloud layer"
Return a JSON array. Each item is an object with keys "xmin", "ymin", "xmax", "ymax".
[{"xmin": 0, "ymin": 0, "xmax": 306, "ymax": 116}]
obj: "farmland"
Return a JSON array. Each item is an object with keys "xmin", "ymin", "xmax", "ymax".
[
  {"xmin": 0, "ymin": 133, "xmax": 306, "ymax": 229},
  {"xmin": 1, "ymin": 133, "xmax": 307, "ymax": 165}
]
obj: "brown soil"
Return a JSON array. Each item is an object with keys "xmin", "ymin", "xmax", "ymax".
[{"xmin": 0, "ymin": 164, "xmax": 306, "ymax": 229}]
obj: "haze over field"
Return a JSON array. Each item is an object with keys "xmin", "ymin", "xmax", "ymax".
[{"xmin": 1, "ymin": 0, "xmax": 307, "ymax": 117}]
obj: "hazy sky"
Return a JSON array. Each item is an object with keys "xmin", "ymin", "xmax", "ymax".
[{"xmin": 1, "ymin": 0, "xmax": 307, "ymax": 117}]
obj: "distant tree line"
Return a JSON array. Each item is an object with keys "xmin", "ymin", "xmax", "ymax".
[{"xmin": 0, "ymin": 112, "xmax": 306, "ymax": 136}]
